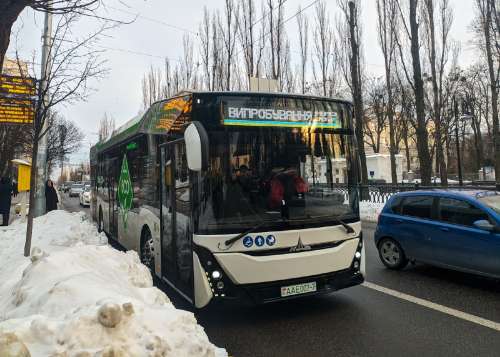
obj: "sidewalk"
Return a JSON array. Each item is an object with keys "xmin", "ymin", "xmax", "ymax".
[{"xmin": 6, "ymin": 193, "xmax": 27, "ymax": 225}]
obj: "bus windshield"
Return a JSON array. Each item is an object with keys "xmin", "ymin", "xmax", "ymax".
[{"xmin": 197, "ymin": 126, "xmax": 360, "ymax": 234}]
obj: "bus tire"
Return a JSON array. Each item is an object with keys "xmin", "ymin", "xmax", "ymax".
[{"xmin": 140, "ymin": 227, "xmax": 155, "ymax": 272}]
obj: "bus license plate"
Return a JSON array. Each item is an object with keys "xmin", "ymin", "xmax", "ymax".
[{"xmin": 281, "ymin": 282, "xmax": 317, "ymax": 297}]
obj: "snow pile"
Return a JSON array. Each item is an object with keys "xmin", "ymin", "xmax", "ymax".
[
  {"xmin": 360, "ymin": 201, "xmax": 384, "ymax": 222},
  {"xmin": 0, "ymin": 210, "xmax": 226, "ymax": 357}
]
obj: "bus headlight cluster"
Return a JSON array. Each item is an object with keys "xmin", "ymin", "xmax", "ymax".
[
  {"xmin": 352, "ymin": 235, "xmax": 363, "ymax": 271},
  {"xmin": 206, "ymin": 268, "xmax": 225, "ymax": 296}
]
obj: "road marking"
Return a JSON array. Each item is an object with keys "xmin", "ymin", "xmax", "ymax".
[{"xmin": 362, "ymin": 281, "xmax": 500, "ymax": 332}]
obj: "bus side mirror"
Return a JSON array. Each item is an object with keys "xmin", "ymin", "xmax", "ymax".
[{"xmin": 184, "ymin": 121, "xmax": 209, "ymax": 172}]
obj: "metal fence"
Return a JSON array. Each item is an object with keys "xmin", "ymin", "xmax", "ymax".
[
  {"xmin": 327, "ymin": 183, "xmax": 498, "ymax": 204},
  {"xmin": 368, "ymin": 184, "xmax": 499, "ymax": 203}
]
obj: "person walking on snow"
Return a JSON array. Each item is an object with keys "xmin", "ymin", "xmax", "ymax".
[
  {"xmin": 0, "ymin": 177, "xmax": 13, "ymax": 226},
  {"xmin": 45, "ymin": 179, "xmax": 59, "ymax": 212}
]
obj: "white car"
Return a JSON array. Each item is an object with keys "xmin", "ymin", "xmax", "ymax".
[
  {"xmin": 79, "ymin": 185, "xmax": 91, "ymax": 207},
  {"xmin": 69, "ymin": 183, "xmax": 84, "ymax": 197}
]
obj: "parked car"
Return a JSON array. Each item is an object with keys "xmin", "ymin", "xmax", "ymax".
[
  {"xmin": 79, "ymin": 185, "xmax": 91, "ymax": 206},
  {"xmin": 63, "ymin": 181, "xmax": 74, "ymax": 193},
  {"xmin": 374, "ymin": 190, "xmax": 500, "ymax": 279},
  {"xmin": 69, "ymin": 183, "xmax": 84, "ymax": 197}
]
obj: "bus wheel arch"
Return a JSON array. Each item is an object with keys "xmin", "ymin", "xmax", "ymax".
[{"xmin": 140, "ymin": 225, "xmax": 155, "ymax": 271}]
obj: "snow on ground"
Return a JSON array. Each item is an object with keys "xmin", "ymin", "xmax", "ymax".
[{"xmin": 0, "ymin": 210, "xmax": 226, "ymax": 357}]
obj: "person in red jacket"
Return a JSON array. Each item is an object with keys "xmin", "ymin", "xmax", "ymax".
[{"xmin": 269, "ymin": 166, "xmax": 308, "ymax": 218}]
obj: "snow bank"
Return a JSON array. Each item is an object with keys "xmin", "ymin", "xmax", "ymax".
[{"xmin": 0, "ymin": 211, "xmax": 226, "ymax": 357}]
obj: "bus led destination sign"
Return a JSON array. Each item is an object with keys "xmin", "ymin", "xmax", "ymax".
[{"xmin": 224, "ymin": 106, "xmax": 339, "ymax": 129}]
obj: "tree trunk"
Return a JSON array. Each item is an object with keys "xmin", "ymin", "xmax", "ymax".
[
  {"xmin": 425, "ymin": 0, "xmax": 448, "ymax": 185},
  {"xmin": 481, "ymin": 0, "xmax": 500, "ymax": 187},
  {"xmin": 409, "ymin": 0, "xmax": 432, "ymax": 185},
  {"xmin": 348, "ymin": 1, "xmax": 368, "ymax": 187},
  {"xmin": 404, "ymin": 133, "xmax": 411, "ymax": 173},
  {"xmin": 386, "ymin": 71, "xmax": 398, "ymax": 183}
]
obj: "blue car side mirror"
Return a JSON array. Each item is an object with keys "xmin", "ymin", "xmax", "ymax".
[{"xmin": 473, "ymin": 220, "xmax": 496, "ymax": 232}]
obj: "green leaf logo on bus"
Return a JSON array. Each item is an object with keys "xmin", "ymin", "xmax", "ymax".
[{"xmin": 118, "ymin": 154, "xmax": 133, "ymax": 229}]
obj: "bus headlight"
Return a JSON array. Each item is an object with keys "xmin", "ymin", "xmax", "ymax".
[
  {"xmin": 353, "ymin": 261, "xmax": 360, "ymax": 270},
  {"xmin": 355, "ymin": 251, "xmax": 361, "ymax": 259},
  {"xmin": 211, "ymin": 270, "xmax": 221, "ymax": 280}
]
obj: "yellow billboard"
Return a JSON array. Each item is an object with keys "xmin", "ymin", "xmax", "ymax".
[{"xmin": 11, "ymin": 159, "xmax": 31, "ymax": 192}]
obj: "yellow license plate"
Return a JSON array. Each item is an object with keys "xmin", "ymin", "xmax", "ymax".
[{"xmin": 280, "ymin": 282, "xmax": 317, "ymax": 297}]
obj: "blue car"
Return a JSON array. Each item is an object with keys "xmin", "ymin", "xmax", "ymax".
[{"xmin": 374, "ymin": 190, "xmax": 500, "ymax": 279}]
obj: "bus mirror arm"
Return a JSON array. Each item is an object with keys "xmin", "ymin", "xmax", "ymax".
[{"xmin": 184, "ymin": 121, "xmax": 209, "ymax": 172}]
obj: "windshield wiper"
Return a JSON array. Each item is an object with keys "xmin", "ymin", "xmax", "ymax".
[
  {"xmin": 223, "ymin": 220, "xmax": 268, "ymax": 247},
  {"xmin": 333, "ymin": 218, "xmax": 355, "ymax": 234},
  {"xmin": 289, "ymin": 214, "xmax": 355, "ymax": 234}
]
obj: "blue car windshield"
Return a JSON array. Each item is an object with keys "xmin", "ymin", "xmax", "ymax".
[{"xmin": 478, "ymin": 195, "xmax": 500, "ymax": 215}]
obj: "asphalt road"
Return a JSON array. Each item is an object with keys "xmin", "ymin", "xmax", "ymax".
[
  {"xmin": 61, "ymin": 195, "xmax": 500, "ymax": 357},
  {"xmin": 60, "ymin": 190, "xmax": 90, "ymax": 214}
]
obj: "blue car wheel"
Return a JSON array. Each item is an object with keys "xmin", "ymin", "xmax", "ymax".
[{"xmin": 378, "ymin": 237, "xmax": 408, "ymax": 270}]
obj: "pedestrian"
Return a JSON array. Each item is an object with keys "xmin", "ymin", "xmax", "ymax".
[
  {"xmin": 0, "ymin": 177, "xmax": 13, "ymax": 226},
  {"xmin": 45, "ymin": 179, "xmax": 59, "ymax": 212}
]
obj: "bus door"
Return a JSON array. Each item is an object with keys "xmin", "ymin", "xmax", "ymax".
[
  {"xmin": 107, "ymin": 157, "xmax": 119, "ymax": 238},
  {"xmin": 160, "ymin": 141, "xmax": 194, "ymax": 301}
]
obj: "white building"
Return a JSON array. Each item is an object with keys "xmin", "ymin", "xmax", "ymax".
[{"xmin": 305, "ymin": 154, "xmax": 404, "ymax": 184}]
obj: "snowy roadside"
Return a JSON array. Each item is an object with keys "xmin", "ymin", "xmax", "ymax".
[{"xmin": 0, "ymin": 210, "xmax": 227, "ymax": 357}]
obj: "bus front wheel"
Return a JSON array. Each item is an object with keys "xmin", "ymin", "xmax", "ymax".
[{"xmin": 140, "ymin": 227, "xmax": 155, "ymax": 272}]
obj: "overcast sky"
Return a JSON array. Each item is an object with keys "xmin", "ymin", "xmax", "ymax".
[{"xmin": 6, "ymin": 0, "xmax": 477, "ymax": 166}]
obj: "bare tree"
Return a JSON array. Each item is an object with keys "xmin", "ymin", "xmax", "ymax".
[
  {"xmin": 393, "ymin": 0, "xmax": 433, "ymax": 185},
  {"xmin": 20, "ymin": 12, "xmax": 110, "ymax": 256},
  {"xmin": 141, "ymin": 65, "xmax": 162, "ymax": 109},
  {"xmin": 180, "ymin": 34, "xmax": 196, "ymax": 89},
  {"xmin": 364, "ymin": 77, "xmax": 388, "ymax": 154},
  {"xmin": 474, "ymin": 0, "xmax": 499, "ymax": 187},
  {"xmin": 313, "ymin": 1, "xmax": 334, "ymax": 97},
  {"xmin": 0, "ymin": 124, "xmax": 31, "ymax": 177},
  {"xmin": 0, "ymin": 0, "xmax": 104, "ymax": 74},
  {"xmin": 238, "ymin": 0, "xmax": 258, "ymax": 88},
  {"xmin": 266, "ymin": 0, "xmax": 285, "ymax": 87},
  {"xmin": 199, "ymin": 7, "xmax": 212, "ymax": 90},
  {"xmin": 45, "ymin": 112, "xmax": 84, "ymax": 175},
  {"xmin": 98, "ymin": 112, "xmax": 115, "ymax": 142},
  {"xmin": 376, "ymin": 0, "xmax": 399, "ymax": 183},
  {"xmin": 219, "ymin": 0, "xmax": 239, "ymax": 90},
  {"xmin": 346, "ymin": 0, "xmax": 368, "ymax": 185},
  {"xmin": 296, "ymin": 5, "xmax": 309, "ymax": 94},
  {"xmin": 421, "ymin": 0, "xmax": 455, "ymax": 185}
]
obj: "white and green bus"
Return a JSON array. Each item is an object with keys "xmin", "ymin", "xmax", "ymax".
[{"xmin": 90, "ymin": 91, "xmax": 364, "ymax": 308}]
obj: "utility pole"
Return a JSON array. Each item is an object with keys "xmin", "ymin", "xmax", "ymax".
[
  {"xmin": 453, "ymin": 95, "xmax": 463, "ymax": 186},
  {"xmin": 32, "ymin": 7, "xmax": 53, "ymax": 217}
]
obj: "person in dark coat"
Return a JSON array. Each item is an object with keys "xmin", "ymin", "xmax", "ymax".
[
  {"xmin": 0, "ymin": 177, "xmax": 13, "ymax": 226},
  {"xmin": 45, "ymin": 179, "xmax": 59, "ymax": 212}
]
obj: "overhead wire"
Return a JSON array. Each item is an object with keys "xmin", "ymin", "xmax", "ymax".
[{"xmin": 105, "ymin": 5, "xmax": 199, "ymax": 36}]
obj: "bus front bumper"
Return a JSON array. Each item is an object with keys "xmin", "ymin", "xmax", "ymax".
[{"xmin": 215, "ymin": 268, "xmax": 364, "ymax": 305}]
